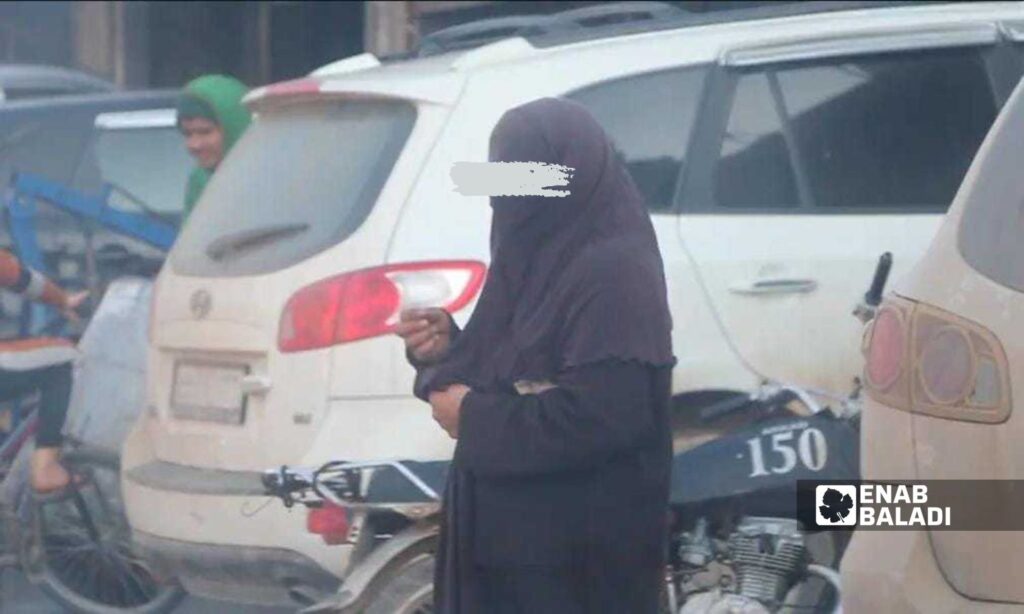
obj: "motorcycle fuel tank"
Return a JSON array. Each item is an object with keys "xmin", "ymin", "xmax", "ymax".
[{"xmin": 670, "ymin": 412, "xmax": 859, "ymax": 519}]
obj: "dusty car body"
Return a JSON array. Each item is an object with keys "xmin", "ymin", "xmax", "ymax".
[{"xmin": 842, "ymin": 63, "xmax": 1024, "ymax": 612}]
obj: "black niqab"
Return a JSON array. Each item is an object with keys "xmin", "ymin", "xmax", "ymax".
[{"xmin": 421, "ymin": 97, "xmax": 674, "ymax": 397}]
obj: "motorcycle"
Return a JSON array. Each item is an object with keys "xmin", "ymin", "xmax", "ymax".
[{"xmin": 263, "ymin": 254, "xmax": 893, "ymax": 613}]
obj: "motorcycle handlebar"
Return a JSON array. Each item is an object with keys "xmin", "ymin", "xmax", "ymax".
[
  {"xmin": 263, "ymin": 460, "xmax": 441, "ymax": 509},
  {"xmin": 864, "ymin": 252, "xmax": 893, "ymax": 307},
  {"xmin": 697, "ymin": 383, "xmax": 829, "ymax": 422}
]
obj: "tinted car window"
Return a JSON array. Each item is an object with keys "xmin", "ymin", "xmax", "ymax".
[
  {"xmin": 778, "ymin": 49, "xmax": 997, "ymax": 210},
  {"xmin": 714, "ymin": 48, "xmax": 998, "ymax": 211},
  {"xmin": 172, "ymin": 100, "xmax": 416, "ymax": 277},
  {"xmin": 73, "ymin": 127, "xmax": 192, "ymax": 219},
  {"xmin": 569, "ymin": 67, "xmax": 706, "ymax": 212},
  {"xmin": 0, "ymin": 116, "xmax": 94, "ymax": 185},
  {"xmin": 715, "ymin": 72, "xmax": 799, "ymax": 208}
]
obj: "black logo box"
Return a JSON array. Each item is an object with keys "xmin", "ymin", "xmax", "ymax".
[{"xmin": 797, "ymin": 480, "xmax": 1024, "ymax": 531}]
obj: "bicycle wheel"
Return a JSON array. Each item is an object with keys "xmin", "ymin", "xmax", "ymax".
[{"xmin": 30, "ymin": 449, "xmax": 185, "ymax": 614}]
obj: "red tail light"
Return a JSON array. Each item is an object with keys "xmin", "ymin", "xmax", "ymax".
[
  {"xmin": 278, "ymin": 260, "xmax": 487, "ymax": 353},
  {"xmin": 864, "ymin": 298, "xmax": 1010, "ymax": 423},
  {"xmin": 865, "ymin": 306, "xmax": 906, "ymax": 392},
  {"xmin": 307, "ymin": 504, "xmax": 349, "ymax": 545}
]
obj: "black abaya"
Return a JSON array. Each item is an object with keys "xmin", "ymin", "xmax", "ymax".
[
  {"xmin": 418, "ymin": 349, "xmax": 673, "ymax": 613},
  {"xmin": 408, "ymin": 97, "xmax": 676, "ymax": 614}
]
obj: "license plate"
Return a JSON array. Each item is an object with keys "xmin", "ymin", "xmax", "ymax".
[{"xmin": 171, "ymin": 362, "xmax": 249, "ymax": 424}]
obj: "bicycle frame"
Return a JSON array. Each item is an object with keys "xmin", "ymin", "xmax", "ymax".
[{"xmin": 0, "ymin": 407, "xmax": 36, "ymax": 466}]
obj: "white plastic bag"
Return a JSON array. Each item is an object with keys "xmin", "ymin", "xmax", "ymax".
[{"xmin": 62, "ymin": 277, "xmax": 152, "ymax": 454}]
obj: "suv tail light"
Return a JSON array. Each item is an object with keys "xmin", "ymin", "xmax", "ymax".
[
  {"xmin": 278, "ymin": 260, "xmax": 487, "ymax": 353},
  {"xmin": 864, "ymin": 298, "xmax": 1011, "ymax": 423},
  {"xmin": 918, "ymin": 326, "xmax": 973, "ymax": 405},
  {"xmin": 865, "ymin": 306, "xmax": 906, "ymax": 392}
]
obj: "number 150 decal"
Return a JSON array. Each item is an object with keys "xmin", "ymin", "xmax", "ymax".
[{"xmin": 746, "ymin": 428, "xmax": 827, "ymax": 477}]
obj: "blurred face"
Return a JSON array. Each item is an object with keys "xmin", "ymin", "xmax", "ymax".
[{"xmin": 180, "ymin": 117, "xmax": 225, "ymax": 170}]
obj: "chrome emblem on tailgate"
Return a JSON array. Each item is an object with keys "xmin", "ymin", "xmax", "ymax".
[{"xmin": 190, "ymin": 289, "xmax": 212, "ymax": 319}]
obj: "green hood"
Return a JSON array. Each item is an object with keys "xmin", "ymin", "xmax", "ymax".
[{"xmin": 179, "ymin": 74, "xmax": 252, "ymax": 218}]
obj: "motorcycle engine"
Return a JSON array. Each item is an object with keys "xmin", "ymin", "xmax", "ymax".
[
  {"xmin": 678, "ymin": 517, "xmax": 808, "ymax": 614},
  {"xmin": 730, "ymin": 517, "xmax": 808, "ymax": 605}
]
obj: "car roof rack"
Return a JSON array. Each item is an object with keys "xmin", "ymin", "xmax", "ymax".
[
  {"xmin": 531, "ymin": 0, "xmax": 948, "ymax": 49},
  {"xmin": 417, "ymin": 2, "xmax": 686, "ymax": 57},
  {"xmin": 551, "ymin": 2, "xmax": 687, "ymax": 29},
  {"xmin": 417, "ymin": 14, "xmax": 568, "ymax": 57},
  {"xmin": 412, "ymin": 1, "xmax": 948, "ymax": 59}
]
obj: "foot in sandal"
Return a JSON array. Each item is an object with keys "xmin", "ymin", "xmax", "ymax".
[{"xmin": 30, "ymin": 447, "xmax": 73, "ymax": 494}]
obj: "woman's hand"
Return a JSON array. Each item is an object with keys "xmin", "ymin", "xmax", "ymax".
[
  {"xmin": 429, "ymin": 384, "xmax": 471, "ymax": 438},
  {"xmin": 396, "ymin": 308, "xmax": 454, "ymax": 365}
]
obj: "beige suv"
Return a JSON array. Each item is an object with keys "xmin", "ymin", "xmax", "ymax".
[{"xmin": 842, "ymin": 68, "xmax": 1024, "ymax": 610}]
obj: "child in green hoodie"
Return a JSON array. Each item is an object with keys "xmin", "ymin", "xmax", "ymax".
[{"xmin": 177, "ymin": 74, "xmax": 253, "ymax": 220}]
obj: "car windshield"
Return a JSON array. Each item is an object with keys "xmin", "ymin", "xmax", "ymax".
[{"xmin": 171, "ymin": 99, "xmax": 417, "ymax": 277}]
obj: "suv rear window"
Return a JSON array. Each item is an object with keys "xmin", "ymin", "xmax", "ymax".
[
  {"xmin": 713, "ymin": 47, "xmax": 999, "ymax": 212},
  {"xmin": 172, "ymin": 100, "xmax": 416, "ymax": 277}
]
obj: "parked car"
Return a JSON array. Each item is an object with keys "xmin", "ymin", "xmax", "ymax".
[
  {"xmin": 842, "ymin": 59, "xmax": 1024, "ymax": 613},
  {"xmin": 123, "ymin": 1, "xmax": 1024, "ymax": 607},
  {"xmin": 0, "ymin": 90, "xmax": 188, "ymax": 333},
  {"xmin": 0, "ymin": 64, "xmax": 113, "ymax": 103}
]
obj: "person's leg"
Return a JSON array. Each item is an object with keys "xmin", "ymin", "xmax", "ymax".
[{"xmin": 27, "ymin": 363, "xmax": 74, "ymax": 492}]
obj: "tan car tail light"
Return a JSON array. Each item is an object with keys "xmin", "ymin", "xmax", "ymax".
[{"xmin": 864, "ymin": 297, "xmax": 1011, "ymax": 423}]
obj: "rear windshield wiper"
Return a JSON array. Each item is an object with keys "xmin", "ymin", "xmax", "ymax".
[{"xmin": 205, "ymin": 222, "xmax": 310, "ymax": 261}]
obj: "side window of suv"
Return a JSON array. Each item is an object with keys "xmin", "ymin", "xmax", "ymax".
[
  {"xmin": 715, "ymin": 72, "xmax": 800, "ymax": 209},
  {"xmin": 714, "ymin": 47, "xmax": 999, "ymax": 212},
  {"xmin": 569, "ymin": 66, "xmax": 707, "ymax": 213}
]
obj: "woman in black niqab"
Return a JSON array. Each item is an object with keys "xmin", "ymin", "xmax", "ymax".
[{"xmin": 408, "ymin": 97, "xmax": 676, "ymax": 614}]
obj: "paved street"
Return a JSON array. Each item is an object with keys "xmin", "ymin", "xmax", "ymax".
[{"xmin": 3, "ymin": 570, "xmax": 294, "ymax": 613}]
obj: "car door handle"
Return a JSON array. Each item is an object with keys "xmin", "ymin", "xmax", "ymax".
[{"xmin": 728, "ymin": 278, "xmax": 818, "ymax": 295}]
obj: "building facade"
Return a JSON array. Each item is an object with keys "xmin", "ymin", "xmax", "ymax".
[{"xmin": 2, "ymin": 1, "xmax": 744, "ymax": 89}]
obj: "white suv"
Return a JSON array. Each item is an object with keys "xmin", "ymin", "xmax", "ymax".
[{"xmin": 122, "ymin": 1, "xmax": 1024, "ymax": 606}]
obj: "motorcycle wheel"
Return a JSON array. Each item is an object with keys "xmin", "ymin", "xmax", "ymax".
[
  {"xmin": 30, "ymin": 449, "xmax": 185, "ymax": 614},
  {"xmin": 364, "ymin": 554, "xmax": 435, "ymax": 614}
]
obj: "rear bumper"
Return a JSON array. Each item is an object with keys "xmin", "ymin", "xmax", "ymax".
[
  {"xmin": 841, "ymin": 529, "xmax": 1024, "ymax": 613},
  {"xmin": 133, "ymin": 531, "xmax": 339, "ymax": 607},
  {"xmin": 124, "ymin": 459, "xmax": 265, "ymax": 496},
  {"xmin": 122, "ymin": 465, "xmax": 350, "ymax": 606},
  {"xmin": 121, "ymin": 394, "xmax": 453, "ymax": 605},
  {"xmin": 121, "ymin": 421, "xmax": 352, "ymax": 607},
  {"xmin": 841, "ymin": 396, "xmax": 1024, "ymax": 612}
]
